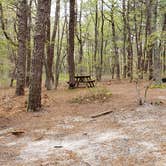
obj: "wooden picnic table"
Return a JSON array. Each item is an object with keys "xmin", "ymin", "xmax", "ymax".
[{"xmin": 74, "ymin": 75, "xmax": 95, "ymax": 88}]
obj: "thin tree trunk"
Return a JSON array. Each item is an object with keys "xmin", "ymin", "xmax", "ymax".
[
  {"xmin": 49, "ymin": 0, "xmax": 61, "ymax": 89},
  {"xmin": 138, "ymin": 3, "xmax": 144, "ymax": 79},
  {"xmin": 122, "ymin": 0, "xmax": 127, "ymax": 78},
  {"xmin": 9, "ymin": 49, "xmax": 17, "ymax": 87},
  {"xmin": 0, "ymin": 3, "xmax": 18, "ymax": 47},
  {"xmin": 162, "ymin": 14, "xmax": 166, "ymax": 74},
  {"xmin": 55, "ymin": 19, "xmax": 66, "ymax": 89},
  {"xmin": 68, "ymin": 0, "xmax": 76, "ymax": 88},
  {"xmin": 45, "ymin": 0, "xmax": 53, "ymax": 90},
  {"xmin": 77, "ymin": 0, "xmax": 83, "ymax": 74},
  {"xmin": 126, "ymin": 0, "xmax": 133, "ymax": 81},
  {"xmin": 133, "ymin": 0, "xmax": 140, "ymax": 77},
  {"xmin": 26, "ymin": 0, "xmax": 32, "ymax": 86},
  {"xmin": 98, "ymin": 0, "xmax": 104, "ymax": 80},
  {"xmin": 45, "ymin": 0, "xmax": 60, "ymax": 90},
  {"xmin": 94, "ymin": 0, "xmax": 99, "ymax": 80}
]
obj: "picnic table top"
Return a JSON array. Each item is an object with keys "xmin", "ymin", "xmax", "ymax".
[{"xmin": 74, "ymin": 75, "xmax": 91, "ymax": 78}]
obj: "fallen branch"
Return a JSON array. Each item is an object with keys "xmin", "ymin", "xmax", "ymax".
[
  {"xmin": 91, "ymin": 110, "xmax": 113, "ymax": 118},
  {"xmin": 11, "ymin": 130, "xmax": 24, "ymax": 136},
  {"xmin": 54, "ymin": 146, "xmax": 63, "ymax": 148}
]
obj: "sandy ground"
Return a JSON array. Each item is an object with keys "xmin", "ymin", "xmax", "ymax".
[{"xmin": 0, "ymin": 80, "xmax": 166, "ymax": 166}]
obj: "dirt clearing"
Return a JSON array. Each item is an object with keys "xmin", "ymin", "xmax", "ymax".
[{"xmin": 0, "ymin": 81, "xmax": 166, "ymax": 166}]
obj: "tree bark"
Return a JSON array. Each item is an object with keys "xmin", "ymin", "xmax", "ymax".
[
  {"xmin": 44, "ymin": 0, "xmax": 61, "ymax": 90},
  {"xmin": 45, "ymin": 0, "xmax": 53, "ymax": 90},
  {"xmin": 111, "ymin": 1, "xmax": 120, "ymax": 79},
  {"xmin": 99, "ymin": 0, "xmax": 104, "ymax": 80},
  {"xmin": 162, "ymin": 14, "xmax": 166, "ymax": 75},
  {"xmin": 94, "ymin": 0, "xmax": 99, "ymax": 81},
  {"xmin": 15, "ymin": 0, "xmax": 27, "ymax": 96},
  {"xmin": 153, "ymin": 0, "xmax": 162, "ymax": 84},
  {"xmin": 26, "ymin": 0, "xmax": 32, "ymax": 86},
  {"xmin": 134, "ymin": 0, "xmax": 143, "ymax": 78},
  {"xmin": 126, "ymin": 0, "xmax": 133, "ymax": 81},
  {"xmin": 76, "ymin": 0, "xmax": 84, "ymax": 74},
  {"xmin": 122, "ymin": 0, "xmax": 127, "ymax": 78},
  {"xmin": 27, "ymin": 0, "xmax": 48, "ymax": 112},
  {"xmin": 144, "ymin": 0, "xmax": 153, "ymax": 80},
  {"xmin": 68, "ymin": 0, "xmax": 76, "ymax": 88},
  {"xmin": 138, "ymin": 2, "xmax": 144, "ymax": 79},
  {"xmin": 55, "ymin": 19, "xmax": 66, "ymax": 89}
]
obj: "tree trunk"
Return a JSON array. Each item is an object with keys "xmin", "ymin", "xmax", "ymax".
[
  {"xmin": 94, "ymin": 0, "xmax": 99, "ymax": 81},
  {"xmin": 162, "ymin": 14, "xmax": 166, "ymax": 75},
  {"xmin": 134, "ymin": 0, "xmax": 143, "ymax": 78},
  {"xmin": 45, "ymin": 0, "xmax": 53, "ymax": 90},
  {"xmin": 48, "ymin": 0, "xmax": 61, "ymax": 89},
  {"xmin": 138, "ymin": 2, "xmax": 144, "ymax": 79},
  {"xmin": 55, "ymin": 19, "xmax": 66, "ymax": 89},
  {"xmin": 126, "ymin": 0, "xmax": 133, "ymax": 81},
  {"xmin": 27, "ymin": 0, "xmax": 48, "ymax": 112},
  {"xmin": 0, "ymin": 3, "xmax": 18, "ymax": 47},
  {"xmin": 98, "ymin": 0, "xmax": 104, "ymax": 80},
  {"xmin": 68, "ymin": 0, "xmax": 75, "ymax": 88},
  {"xmin": 26, "ymin": 0, "xmax": 32, "ymax": 86},
  {"xmin": 15, "ymin": 0, "xmax": 27, "ymax": 96},
  {"xmin": 122, "ymin": 0, "xmax": 127, "ymax": 78},
  {"xmin": 144, "ymin": 0, "xmax": 153, "ymax": 80},
  {"xmin": 153, "ymin": 0, "xmax": 161, "ymax": 84},
  {"xmin": 77, "ymin": 0, "xmax": 83, "ymax": 74},
  {"xmin": 111, "ymin": 1, "xmax": 120, "ymax": 79}
]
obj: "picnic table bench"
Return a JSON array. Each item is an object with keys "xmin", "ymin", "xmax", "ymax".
[
  {"xmin": 162, "ymin": 78, "xmax": 166, "ymax": 83},
  {"xmin": 75, "ymin": 75, "xmax": 95, "ymax": 88}
]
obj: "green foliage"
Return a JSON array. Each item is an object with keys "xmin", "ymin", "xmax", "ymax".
[
  {"xmin": 150, "ymin": 84, "xmax": 166, "ymax": 89},
  {"xmin": 59, "ymin": 73, "xmax": 68, "ymax": 82},
  {"xmin": 0, "ymin": 0, "xmax": 165, "ymax": 88}
]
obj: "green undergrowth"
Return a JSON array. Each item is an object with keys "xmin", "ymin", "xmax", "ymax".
[
  {"xmin": 59, "ymin": 73, "xmax": 68, "ymax": 82},
  {"xmin": 150, "ymin": 84, "xmax": 166, "ymax": 89},
  {"xmin": 70, "ymin": 86, "xmax": 112, "ymax": 104},
  {"xmin": 0, "ymin": 78, "xmax": 12, "ymax": 88}
]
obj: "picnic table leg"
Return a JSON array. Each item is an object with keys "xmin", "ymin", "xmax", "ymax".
[
  {"xmin": 75, "ymin": 78, "xmax": 79, "ymax": 87},
  {"xmin": 89, "ymin": 81, "xmax": 95, "ymax": 88},
  {"xmin": 86, "ymin": 77, "xmax": 90, "ymax": 88},
  {"xmin": 88, "ymin": 82, "xmax": 91, "ymax": 88},
  {"xmin": 87, "ymin": 82, "xmax": 90, "ymax": 88},
  {"xmin": 88, "ymin": 77, "xmax": 92, "ymax": 88}
]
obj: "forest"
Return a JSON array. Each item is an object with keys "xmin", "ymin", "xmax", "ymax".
[{"xmin": 0, "ymin": 0, "xmax": 166, "ymax": 165}]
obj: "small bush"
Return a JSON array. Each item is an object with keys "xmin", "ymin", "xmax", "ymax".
[{"xmin": 70, "ymin": 86, "xmax": 112, "ymax": 104}]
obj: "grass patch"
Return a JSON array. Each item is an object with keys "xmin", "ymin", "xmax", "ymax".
[
  {"xmin": 70, "ymin": 86, "xmax": 112, "ymax": 104},
  {"xmin": 59, "ymin": 73, "xmax": 68, "ymax": 82},
  {"xmin": 0, "ymin": 78, "xmax": 11, "ymax": 88},
  {"xmin": 150, "ymin": 84, "xmax": 166, "ymax": 89}
]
